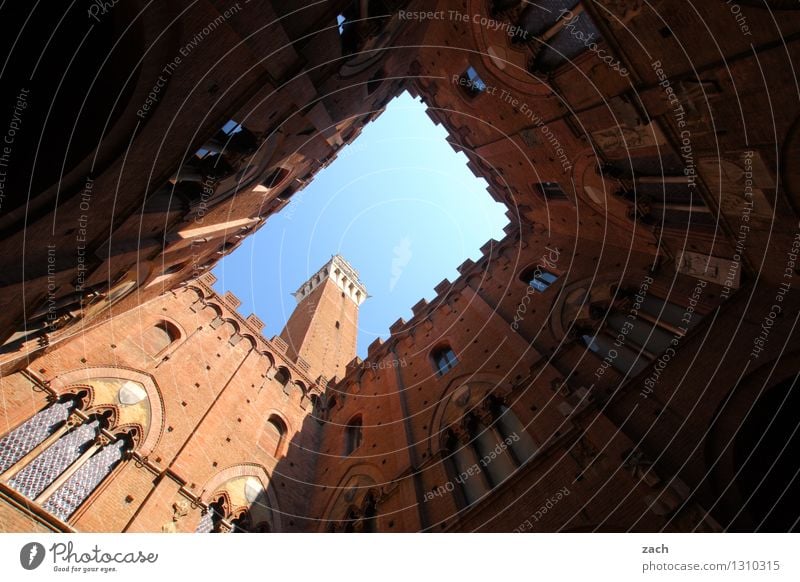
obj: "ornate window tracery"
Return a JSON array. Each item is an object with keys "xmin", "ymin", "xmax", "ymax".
[
  {"xmin": 443, "ymin": 394, "xmax": 539, "ymax": 507},
  {"xmin": 0, "ymin": 377, "xmax": 153, "ymax": 524},
  {"xmin": 196, "ymin": 475, "xmax": 274, "ymax": 533}
]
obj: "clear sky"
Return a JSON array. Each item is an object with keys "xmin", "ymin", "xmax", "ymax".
[{"xmin": 212, "ymin": 91, "xmax": 509, "ymax": 357}]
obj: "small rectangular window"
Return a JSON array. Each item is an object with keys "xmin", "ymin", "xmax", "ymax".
[
  {"xmin": 530, "ymin": 270, "xmax": 558, "ymax": 292},
  {"xmin": 433, "ymin": 347, "xmax": 458, "ymax": 376},
  {"xmin": 459, "ymin": 66, "xmax": 487, "ymax": 98},
  {"xmin": 535, "ymin": 182, "xmax": 568, "ymax": 200},
  {"xmin": 221, "ymin": 119, "xmax": 242, "ymax": 135}
]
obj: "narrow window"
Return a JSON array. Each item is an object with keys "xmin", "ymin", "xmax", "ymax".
[
  {"xmin": 265, "ymin": 415, "xmax": 287, "ymax": 457},
  {"xmin": 445, "ymin": 429, "xmax": 490, "ymax": 505},
  {"xmin": 491, "ymin": 399, "xmax": 539, "ymax": 466},
  {"xmin": 42, "ymin": 436, "xmax": 130, "ymax": 521},
  {"xmin": 467, "ymin": 415, "xmax": 516, "ymax": 487},
  {"xmin": 274, "ymin": 367, "xmax": 290, "ymax": 388},
  {"xmin": 7, "ymin": 420, "xmax": 101, "ymax": 500},
  {"xmin": 344, "ymin": 416, "xmax": 363, "ymax": 456}
]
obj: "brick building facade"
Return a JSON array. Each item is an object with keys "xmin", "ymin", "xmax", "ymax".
[{"xmin": 1, "ymin": 0, "xmax": 799, "ymax": 532}]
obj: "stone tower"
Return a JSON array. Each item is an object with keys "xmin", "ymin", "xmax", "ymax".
[{"xmin": 279, "ymin": 255, "xmax": 367, "ymax": 381}]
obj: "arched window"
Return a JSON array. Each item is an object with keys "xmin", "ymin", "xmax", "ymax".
[
  {"xmin": 431, "ymin": 345, "xmax": 458, "ymax": 376},
  {"xmin": 0, "ymin": 396, "xmax": 79, "ymax": 474},
  {"xmin": 41, "ymin": 434, "xmax": 132, "ymax": 521},
  {"xmin": 574, "ymin": 288, "xmax": 708, "ymax": 388},
  {"xmin": 580, "ymin": 290, "xmax": 704, "ymax": 379},
  {"xmin": 608, "ymin": 154, "xmax": 715, "ymax": 230},
  {"xmin": 265, "ymin": 415, "xmax": 288, "ymax": 457},
  {"xmin": 442, "ymin": 398, "xmax": 540, "ymax": 508},
  {"xmin": 196, "ymin": 497, "xmax": 228, "ymax": 533},
  {"xmin": 142, "ymin": 320, "xmax": 180, "ymax": 357},
  {"xmin": 230, "ymin": 510, "xmax": 251, "ymax": 533},
  {"xmin": 0, "ymin": 377, "xmax": 155, "ymax": 525},
  {"xmin": 274, "ymin": 367, "xmax": 290, "ymax": 388},
  {"xmin": 0, "ymin": 405, "xmax": 134, "ymax": 523},
  {"xmin": 344, "ymin": 415, "xmax": 363, "ymax": 456},
  {"xmin": 197, "ymin": 475, "xmax": 274, "ymax": 533}
]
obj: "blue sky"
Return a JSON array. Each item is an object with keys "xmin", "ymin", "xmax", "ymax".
[{"xmin": 212, "ymin": 91, "xmax": 509, "ymax": 357}]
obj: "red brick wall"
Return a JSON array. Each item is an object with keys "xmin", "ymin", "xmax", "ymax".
[{"xmin": 280, "ymin": 276, "xmax": 360, "ymax": 381}]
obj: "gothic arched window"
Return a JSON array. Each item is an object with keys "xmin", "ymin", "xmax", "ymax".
[
  {"xmin": 0, "ymin": 376, "xmax": 155, "ymax": 525},
  {"xmin": 41, "ymin": 435, "xmax": 131, "ymax": 521},
  {"xmin": 196, "ymin": 497, "xmax": 228, "ymax": 533},
  {"xmin": 0, "ymin": 396, "xmax": 79, "ymax": 474},
  {"xmin": 508, "ymin": 2, "xmax": 607, "ymax": 75},
  {"xmin": 0, "ymin": 402, "xmax": 135, "ymax": 523},
  {"xmin": 580, "ymin": 290, "xmax": 705, "ymax": 379},
  {"xmin": 197, "ymin": 475, "xmax": 274, "ymax": 533},
  {"xmin": 442, "ymin": 398, "xmax": 540, "ymax": 508}
]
